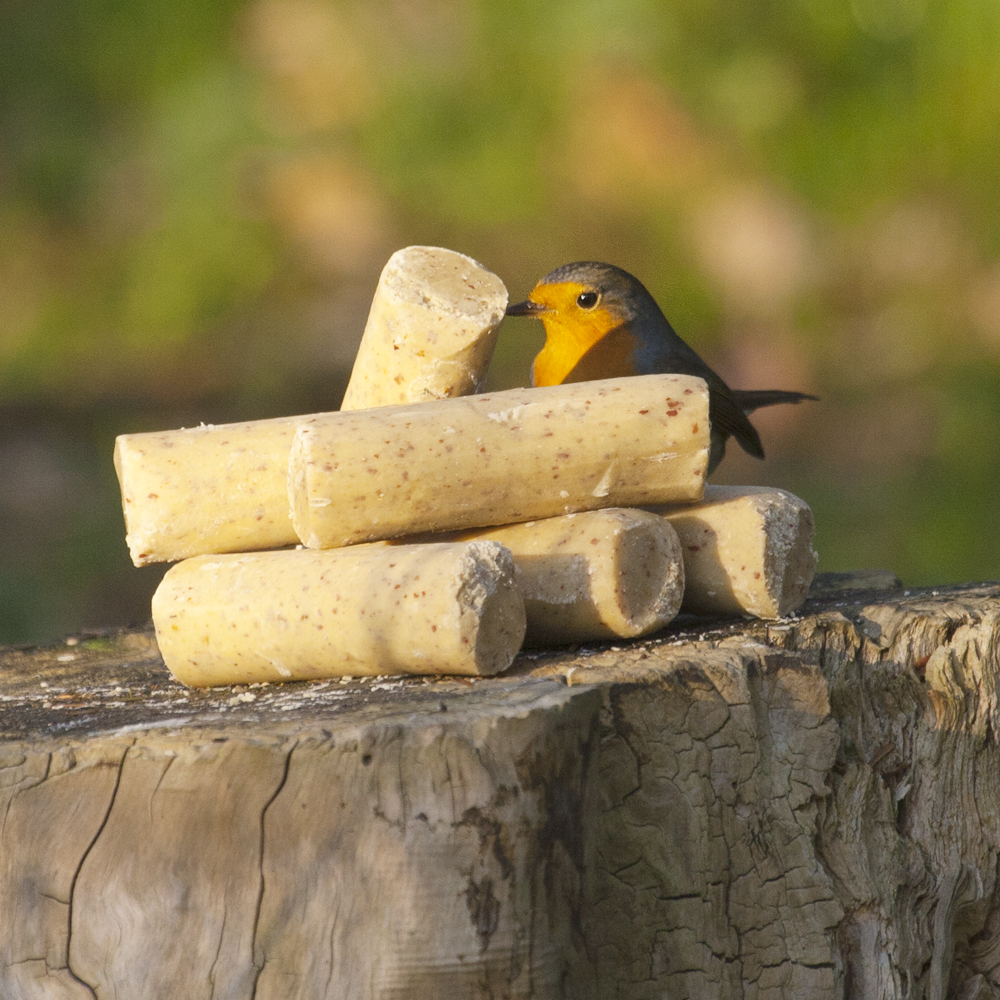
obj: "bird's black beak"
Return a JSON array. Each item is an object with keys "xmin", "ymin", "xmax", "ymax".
[{"xmin": 505, "ymin": 299, "xmax": 547, "ymax": 317}]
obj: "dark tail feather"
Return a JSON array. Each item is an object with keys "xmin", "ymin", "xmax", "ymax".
[{"xmin": 731, "ymin": 389, "xmax": 818, "ymax": 415}]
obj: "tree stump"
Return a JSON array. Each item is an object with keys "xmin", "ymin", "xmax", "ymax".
[{"xmin": 2, "ymin": 576, "xmax": 999, "ymax": 999}]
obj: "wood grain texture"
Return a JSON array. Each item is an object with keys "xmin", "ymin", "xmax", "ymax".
[{"xmin": 2, "ymin": 577, "xmax": 999, "ymax": 999}]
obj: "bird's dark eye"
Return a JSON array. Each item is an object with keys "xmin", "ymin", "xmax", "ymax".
[{"xmin": 576, "ymin": 291, "xmax": 599, "ymax": 309}]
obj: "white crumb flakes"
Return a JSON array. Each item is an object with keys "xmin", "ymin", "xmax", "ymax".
[{"xmin": 486, "ymin": 405, "xmax": 527, "ymax": 424}]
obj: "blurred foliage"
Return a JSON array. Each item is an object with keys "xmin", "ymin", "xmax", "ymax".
[{"xmin": 2, "ymin": 0, "xmax": 999, "ymax": 642}]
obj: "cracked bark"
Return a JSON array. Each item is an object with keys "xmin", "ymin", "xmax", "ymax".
[
  {"xmin": 1, "ymin": 580, "xmax": 999, "ymax": 998},
  {"xmin": 64, "ymin": 746, "xmax": 127, "ymax": 999},
  {"xmin": 250, "ymin": 742, "xmax": 295, "ymax": 1000}
]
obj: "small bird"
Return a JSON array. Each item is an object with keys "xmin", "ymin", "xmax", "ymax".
[{"xmin": 505, "ymin": 261, "xmax": 815, "ymax": 473}]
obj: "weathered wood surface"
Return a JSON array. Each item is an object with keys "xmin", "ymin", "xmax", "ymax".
[{"xmin": 1, "ymin": 576, "xmax": 999, "ymax": 999}]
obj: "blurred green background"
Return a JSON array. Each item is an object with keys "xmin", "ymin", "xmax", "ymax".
[{"xmin": 2, "ymin": 0, "xmax": 999, "ymax": 643}]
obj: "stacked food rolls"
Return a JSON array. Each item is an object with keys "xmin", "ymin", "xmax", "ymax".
[{"xmin": 114, "ymin": 246, "xmax": 817, "ymax": 687}]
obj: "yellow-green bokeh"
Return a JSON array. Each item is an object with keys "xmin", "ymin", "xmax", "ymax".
[{"xmin": 1, "ymin": 0, "xmax": 999, "ymax": 641}]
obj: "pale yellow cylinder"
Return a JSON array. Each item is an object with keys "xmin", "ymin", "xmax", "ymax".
[
  {"xmin": 340, "ymin": 246, "xmax": 507, "ymax": 410},
  {"xmin": 289, "ymin": 374, "xmax": 710, "ymax": 549},
  {"xmin": 114, "ymin": 417, "xmax": 306, "ymax": 566},
  {"xmin": 152, "ymin": 541, "xmax": 526, "ymax": 687},
  {"xmin": 450, "ymin": 508, "xmax": 685, "ymax": 644},
  {"xmin": 650, "ymin": 485, "xmax": 818, "ymax": 619}
]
